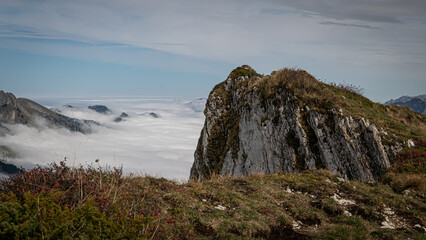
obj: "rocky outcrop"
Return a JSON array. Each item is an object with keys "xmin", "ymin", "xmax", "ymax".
[
  {"xmin": 190, "ymin": 66, "xmax": 405, "ymax": 182},
  {"xmin": 88, "ymin": 105, "xmax": 112, "ymax": 114},
  {"xmin": 141, "ymin": 112, "xmax": 160, "ymax": 118},
  {"xmin": 0, "ymin": 90, "xmax": 96, "ymax": 133},
  {"xmin": 114, "ymin": 112, "xmax": 129, "ymax": 122}
]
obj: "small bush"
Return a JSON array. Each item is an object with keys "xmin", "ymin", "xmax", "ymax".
[
  {"xmin": 0, "ymin": 161, "xmax": 123, "ymax": 210},
  {"xmin": 0, "ymin": 191, "xmax": 115, "ymax": 239},
  {"xmin": 0, "ymin": 161, "xmax": 189, "ymax": 239}
]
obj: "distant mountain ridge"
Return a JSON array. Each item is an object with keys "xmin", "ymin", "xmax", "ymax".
[
  {"xmin": 0, "ymin": 160, "xmax": 24, "ymax": 176},
  {"xmin": 0, "ymin": 90, "xmax": 96, "ymax": 134},
  {"xmin": 385, "ymin": 94, "xmax": 426, "ymax": 115}
]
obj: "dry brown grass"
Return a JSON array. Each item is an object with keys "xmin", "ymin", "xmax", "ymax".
[
  {"xmin": 252, "ymin": 68, "xmax": 336, "ymax": 111},
  {"xmin": 381, "ymin": 172, "xmax": 426, "ymax": 193}
]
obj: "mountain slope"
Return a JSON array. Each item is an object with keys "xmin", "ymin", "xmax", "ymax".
[
  {"xmin": 0, "ymin": 90, "xmax": 96, "ymax": 133},
  {"xmin": 191, "ymin": 66, "xmax": 426, "ymax": 181}
]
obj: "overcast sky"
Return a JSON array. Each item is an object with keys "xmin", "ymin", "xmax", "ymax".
[{"xmin": 1, "ymin": 0, "xmax": 425, "ymax": 102}]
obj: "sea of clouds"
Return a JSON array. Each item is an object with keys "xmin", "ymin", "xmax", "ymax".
[{"xmin": 0, "ymin": 97, "xmax": 206, "ymax": 181}]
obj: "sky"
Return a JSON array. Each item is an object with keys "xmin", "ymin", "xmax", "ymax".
[{"xmin": 0, "ymin": 0, "xmax": 426, "ymax": 102}]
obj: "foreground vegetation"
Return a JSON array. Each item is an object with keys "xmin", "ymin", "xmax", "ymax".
[{"xmin": 0, "ymin": 145, "xmax": 425, "ymax": 240}]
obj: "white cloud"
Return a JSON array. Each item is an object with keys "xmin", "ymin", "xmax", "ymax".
[{"xmin": 0, "ymin": 97, "xmax": 206, "ymax": 181}]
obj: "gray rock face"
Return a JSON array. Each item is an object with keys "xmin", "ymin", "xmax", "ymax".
[{"xmin": 190, "ymin": 68, "xmax": 401, "ymax": 182}]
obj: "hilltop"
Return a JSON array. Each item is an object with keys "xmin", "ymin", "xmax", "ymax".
[{"xmin": 191, "ymin": 66, "xmax": 425, "ymax": 181}]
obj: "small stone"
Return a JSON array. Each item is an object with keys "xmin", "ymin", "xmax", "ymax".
[
  {"xmin": 343, "ymin": 210, "xmax": 352, "ymax": 216},
  {"xmin": 413, "ymin": 224, "xmax": 426, "ymax": 233},
  {"xmin": 331, "ymin": 193, "xmax": 355, "ymax": 205},
  {"xmin": 403, "ymin": 189, "xmax": 411, "ymax": 196},
  {"xmin": 214, "ymin": 205, "xmax": 226, "ymax": 211},
  {"xmin": 337, "ymin": 177, "xmax": 346, "ymax": 182},
  {"xmin": 285, "ymin": 187, "xmax": 293, "ymax": 194},
  {"xmin": 381, "ymin": 221, "xmax": 395, "ymax": 229},
  {"xmin": 383, "ymin": 207, "xmax": 394, "ymax": 215},
  {"xmin": 202, "ymin": 199, "xmax": 207, "ymax": 202},
  {"xmin": 292, "ymin": 221, "xmax": 302, "ymax": 230}
]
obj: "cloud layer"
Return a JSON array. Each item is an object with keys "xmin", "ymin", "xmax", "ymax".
[{"xmin": 0, "ymin": 97, "xmax": 206, "ymax": 181}]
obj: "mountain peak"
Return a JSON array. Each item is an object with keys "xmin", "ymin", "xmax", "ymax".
[
  {"xmin": 227, "ymin": 65, "xmax": 262, "ymax": 80},
  {"xmin": 191, "ymin": 67, "xmax": 425, "ymax": 181},
  {"xmin": 0, "ymin": 90, "xmax": 96, "ymax": 133},
  {"xmin": 0, "ymin": 90, "xmax": 17, "ymax": 106}
]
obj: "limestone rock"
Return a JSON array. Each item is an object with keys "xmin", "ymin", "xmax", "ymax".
[{"xmin": 190, "ymin": 66, "xmax": 405, "ymax": 181}]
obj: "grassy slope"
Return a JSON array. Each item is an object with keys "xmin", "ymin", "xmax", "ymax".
[{"xmin": 0, "ymin": 159, "xmax": 425, "ymax": 240}]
